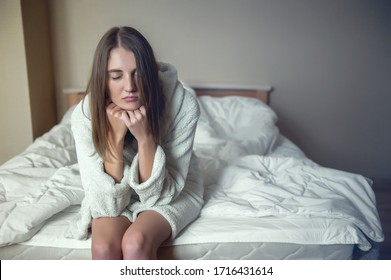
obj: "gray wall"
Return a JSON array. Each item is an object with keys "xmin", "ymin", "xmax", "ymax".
[
  {"xmin": 49, "ymin": 0, "xmax": 391, "ymax": 180},
  {"xmin": 0, "ymin": 0, "xmax": 33, "ymax": 164}
]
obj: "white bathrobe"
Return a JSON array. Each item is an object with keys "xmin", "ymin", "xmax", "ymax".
[{"xmin": 66, "ymin": 63, "xmax": 204, "ymax": 240}]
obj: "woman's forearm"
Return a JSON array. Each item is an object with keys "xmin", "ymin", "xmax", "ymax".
[
  {"xmin": 137, "ymin": 136, "xmax": 157, "ymax": 183},
  {"xmin": 104, "ymin": 138, "xmax": 124, "ymax": 183}
]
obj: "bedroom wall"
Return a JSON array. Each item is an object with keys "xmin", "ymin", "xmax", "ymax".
[
  {"xmin": 49, "ymin": 0, "xmax": 391, "ymax": 180},
  {"xmin": 0, "ymin": 0, "xmax": 33, "ymax": 164},
  {"xmin": 21, "ymin": 0, "xmax": 58, "ymax": 139},
  {"xmin": 0, "ymin": 0, "xmax": 57, "ymax": 165}
]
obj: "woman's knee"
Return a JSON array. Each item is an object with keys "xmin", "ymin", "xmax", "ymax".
[
  {"xmin": 122, "ymin": 230, "xmax": 151, "ymax": 260},
  {"xmin": 91, "ymin": 216, "xmax": 131, "ymax": 260},
  {"xmin": 92, "ymin": 238, "xmax": 122, "ymax": 260}
]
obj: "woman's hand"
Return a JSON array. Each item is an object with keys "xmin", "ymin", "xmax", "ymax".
[
  {"xmin": 106, "ymin": 103, "xmax": 156, "ymax": 183},
  {"xmin": 121, "ymin": 106, "xmax": 152, "ymax": 143},
  {"xmin": 121, "ymin": 105, "xmax": 157, "ymax": 183},
  {"xmin": 106, "ymin": 101, "xmax": 128, "ymax": 143}
]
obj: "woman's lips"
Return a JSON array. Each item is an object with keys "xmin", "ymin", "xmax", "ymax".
[{"xmin": 122, "ymin": 96, "xmax": 138, "ymax": 102}]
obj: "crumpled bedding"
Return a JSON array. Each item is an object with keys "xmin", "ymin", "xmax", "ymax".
[{"xmin": 0, "ymin": 95, "xmax": 384, "ymax": 252}]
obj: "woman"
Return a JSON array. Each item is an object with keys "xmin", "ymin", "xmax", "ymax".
[{"xmin": 66, "ymin": 26, "xmax": 204, "ymax": 260}]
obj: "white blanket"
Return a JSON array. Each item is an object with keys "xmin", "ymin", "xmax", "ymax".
[{"xmin": 0, "ymin": 96, "xmax": 384, "ymax": 251}]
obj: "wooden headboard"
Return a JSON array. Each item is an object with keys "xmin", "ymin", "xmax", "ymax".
[{"xmin": 191, "ymin": 85, "xmax": 272, "ymax": 105}]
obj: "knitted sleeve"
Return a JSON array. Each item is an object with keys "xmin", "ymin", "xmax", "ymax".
[
  {"xmin": 128, "ymin": 84, "xmax": 200, "ymax": 207},
  {"xmin": 71, "ymin": 101, "xmax": 133, "ymax": 218}
]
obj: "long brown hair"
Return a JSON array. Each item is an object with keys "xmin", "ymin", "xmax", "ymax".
[{"xmin": 86, "ymin": 26, "xmax": 165, "ymax": 159}]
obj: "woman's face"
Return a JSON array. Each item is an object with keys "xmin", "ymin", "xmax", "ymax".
[{"xmin": 106, "ymin": 46, "xmax": 142, "ymax": 111}]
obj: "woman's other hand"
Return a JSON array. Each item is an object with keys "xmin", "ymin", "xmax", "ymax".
[
  {"xmin": 121, "ymin": 106, "xmax": 152, "ymax": 143},
  {"xmin": 122, "ymin": 105, "xmax": 156, "ymax": 183},
  {"xmin": 106, "ymin": 101, "xmax": 128, "ymax": 143}
]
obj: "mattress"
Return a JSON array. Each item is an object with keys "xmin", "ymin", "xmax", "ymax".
[
  {"xmin": 3, "ymin": 203, "xmax": 357, "ymax": 260},
  {"xmin": 0, "ymin": 94, "xmax": 384, "ymax": 260},
  {"xmin": 0, "ymin": 242, "xmax": 354, "ymax": 260}
]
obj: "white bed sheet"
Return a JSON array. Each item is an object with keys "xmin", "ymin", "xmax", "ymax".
[{"xmin": 0, "ymin": 95, "xmax": 384, "ymax": 253}]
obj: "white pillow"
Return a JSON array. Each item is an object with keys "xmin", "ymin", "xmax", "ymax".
[{"xmin": 194, "ymin": 96, "xmax": 279, "ymax": 162}]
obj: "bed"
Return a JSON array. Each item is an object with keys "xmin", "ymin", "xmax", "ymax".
[{"xmin": 0, "ymin": 84, "xmax": 384, "ymax": 260}]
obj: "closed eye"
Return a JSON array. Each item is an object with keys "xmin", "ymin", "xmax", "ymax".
[
  {"xmin": 110, "ymin": 75, "xmax": 122, "ymax": 80},
  {"xmin": 108, "ymin": 69, "xmax": 123, "ymax": 81}
]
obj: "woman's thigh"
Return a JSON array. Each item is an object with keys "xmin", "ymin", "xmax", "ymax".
[{"xmin": 91, "ymin": 216, "xmax": 131, "ymax": 259}]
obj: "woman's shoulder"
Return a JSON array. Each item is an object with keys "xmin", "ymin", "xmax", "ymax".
[
  {"xmin": 164, "ymin": 80, "xmax": 200, "ymax": 119},
  {"xmin": 71, "ymin": 95, "xmax": 91, "ymax": 130},
  {"xmin": 179, "ymin": 82, "xmax": 200, "ymax": 114}
]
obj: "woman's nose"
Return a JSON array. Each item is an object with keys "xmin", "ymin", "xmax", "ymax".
[{"xmin": 124, "ymin": 74, "xmax": 137, "ymax": 92}]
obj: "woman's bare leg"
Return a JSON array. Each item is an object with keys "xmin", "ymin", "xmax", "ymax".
[
  {"xmin": 91, "ymin": 216, "xmax": 131, "ymax": 260},
  {"xmin": 122, "ymin": 211, "xmax": 172, "ymax": 260}
]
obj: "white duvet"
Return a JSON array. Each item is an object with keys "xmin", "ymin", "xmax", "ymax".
[{"xmin": 0, "ymin": 95, "xmax": 384, "ymax": 252}]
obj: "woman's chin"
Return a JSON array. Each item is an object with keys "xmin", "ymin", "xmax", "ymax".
[{"xmin": 116, "ymin": 101, "xmax": 141, "ymax": 112}]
